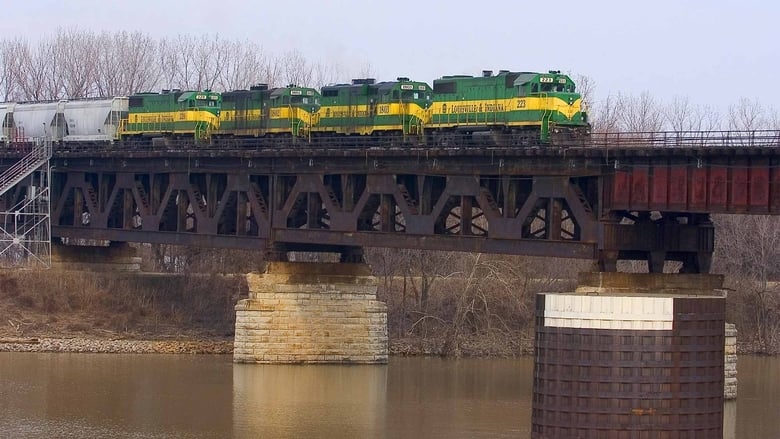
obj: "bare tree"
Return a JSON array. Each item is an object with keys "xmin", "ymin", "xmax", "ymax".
[
  {"xmin": 121, "ymin": 32, "xmax": 161, "ymax": 94},
  {"xmin": 666, "ymin": 95, "xmax": 695, "ymax": 132},
  {"xmin": 355, "ymin": 61, "xmax": 375, "ymax": 80},
  {"xmin": 572, "ymin": 73, "xmax": 595, "ymax": 109},
  {"xmin": 15, "ymin": 39, "xmax": 51, "ymax": 101},
  {"xmin": 217, "ymin": 39, "xmax": 267, "ymax": 91},
  {"xmin": 696, "ymin": 104, "xmax": 722, "ymax": 132},
  {"xmin": 665, "ymin": 96, "xmax": 723, "ymax": 145},
  {"xmin": 0, "ymin": 39, "xmax": 25, "ymax": 101},
  {"xmin": 40, "ymin": 36, "xmax": 68, "ymax": 99},
  {"xmin": 261, "ymin": 56, "xmax": 283, "ymax": 88},
  {"xmin": 280, "ymin": 49, "xmax": 314, "ymax": 87},
  {"xmin": 95, "ymin": 31, "xmax": 160, "ymax": 96},
  {"xmin": 193, "ymin": 35, "xmax": 227, "ymax": 90},
  {"xmin": 728, "ymin": 97, "xmax": 766, "ymax": 131},
  {"xmin": 158, "ymin": 35, "xmax": 197, "ymax": 90},
  {"xmin": 769, "ymin": 108, "xmax": 780, "ymax": 130},
  {"xmin": 53, "ymin": 29, "xmax": 99, "ymax": 98},
  {"xmin": 715, "ymin": 214, "xmax": 780, "ymax": 353},
  {"xmin": 311, "ymin": 60, "xmax": 344, "ymax": 88},
  {"xmin": 618, "ymin": 91, "xmax": 664, "ymax": 132},
  {"xmin": 589, "ymin": 93, "xmax": 621, "ymax": 133}
]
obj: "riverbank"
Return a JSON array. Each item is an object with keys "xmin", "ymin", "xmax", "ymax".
[
  {"xmin": 0, "ymin": 269, "xmax": 774, "ymax": 357},
  {"xmin": 0, "ymin": 335, "xmax": 534, "ymax": 356},
  {"xmin": 0, "ymin": 336, "xmax": 234, "ymax": 354}
]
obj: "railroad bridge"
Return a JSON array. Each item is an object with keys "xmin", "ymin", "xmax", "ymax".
[
  {"xmin": 2, "ymin": 131, "xmax": 773, "ymax": 272},
  {"xmin": 0, "ymin": 131, "xmax": 778, "ymax": 378}
]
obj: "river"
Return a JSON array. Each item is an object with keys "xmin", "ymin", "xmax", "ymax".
[{"xmin": 0, "ymin": 353, "xmax": 776, "ymax": 438}]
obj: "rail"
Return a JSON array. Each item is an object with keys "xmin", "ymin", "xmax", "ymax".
[
  {"xmin": 0, "ymin": 139, "xmax": 52, "ymax": 197},
  {"xmin": 5, "ymin": 130, "xmax": 780, "ymax": 154}
]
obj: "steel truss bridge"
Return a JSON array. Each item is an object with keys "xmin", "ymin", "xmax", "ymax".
[{"xmin": 1, "ymin": 130, "xmax": 779, "ymax": 272}]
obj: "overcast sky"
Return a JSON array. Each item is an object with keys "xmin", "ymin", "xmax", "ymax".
[{"xmin": 4, "ymin": 0, "xmax": 778, "ymax": 114}]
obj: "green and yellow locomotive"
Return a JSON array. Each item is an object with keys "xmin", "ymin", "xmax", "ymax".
[
  {"xmin": 427, "ymin": 70, "xmax": 589, "ymax": 145},
  {"xmin": 314, "ymin": 78, "xmax": 431, "ymax": 144},
  {"xmin": 122, "ymin": 90, "xmax": 222, "ymax": 142},
  {"xmin": 16, "ymin": 68, "xmax": 591, "ymax": 149},
  {"xmin": 219, "ymin": 84, "xmax": 320, "ymax": 142}
]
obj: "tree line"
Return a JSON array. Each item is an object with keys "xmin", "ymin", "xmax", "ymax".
[
  {"xmin": 2, "ymin": 28, "xmax": 778, "ymax": 138},
  {"xmin": 576, "ymin": 75, "xmax": 780, "ymax": 133},
  {"xmin": 0, "ymin": 29, "xmax": 366, "ymax": 102}
]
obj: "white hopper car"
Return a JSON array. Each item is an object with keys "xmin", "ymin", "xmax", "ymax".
[{"xmin": 1, "ymin": 97, "xmax": 128, "ymax": 144}]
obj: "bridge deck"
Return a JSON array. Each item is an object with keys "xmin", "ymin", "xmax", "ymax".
[{"xmin": 1, "ymin": 133, "xmax": 778, "ymax": 272}]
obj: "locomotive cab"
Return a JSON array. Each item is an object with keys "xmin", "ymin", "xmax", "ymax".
[
  {"xmin": 267, "ymin": 86, "xmax": 321, "ymax": 140},
  {"xmin": 516, "ymin": 71, "xmax": 589, "ymax": 142},
  {"xmin": 269, "ymin": 86, "xmax": 320, "ymax": 113},
  {"xmin": 384, "ymin": 78, "xmax": 432, "ymax": 109},
  {"xmin": 179, "ymin": 91, "xmax": 222, "ymax": 116},
  {"xmin": 376, "ymin": 78, "xmax": 431, "ymax": 138}
]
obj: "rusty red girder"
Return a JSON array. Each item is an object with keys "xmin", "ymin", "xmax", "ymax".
[{"xmin": 604, "ymin": 159, "xmax": 780, "ymax": 214}]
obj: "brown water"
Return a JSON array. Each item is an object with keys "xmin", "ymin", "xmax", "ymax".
[{"xmin": 0, "ymin": 353, "xmax": 775, "ymax": 438}]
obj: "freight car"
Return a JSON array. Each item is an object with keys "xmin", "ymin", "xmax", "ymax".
[
  {"xmin": 314, "ymin": 77, "xmax": 431, "ymax": 144},
  {"xmin": 218, "ymin": 84, "xmax": 320, "ymax": 142},
  {"xmin": 1, "ymin": 98, "xmax": 127, "ymax": 145},
  {"xmin": 427, "ymin": 70, "xmax": 589, "ymax": 145}
]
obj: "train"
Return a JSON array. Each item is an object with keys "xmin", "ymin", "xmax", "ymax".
[{"xmin": 0, "ymin": 70, "xmax": 589, "ymax": 148}]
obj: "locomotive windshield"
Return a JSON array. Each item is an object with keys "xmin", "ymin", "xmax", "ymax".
[
  {"xmin": 191, "ymin": 93, "xmax": 220, "ymax": 107},
  {"xmin": 394, "ymin": 84, "xmax": 431, "ymax": 107},
  {"xmin": 290, "ymin": 96, "xmax": 318, "ymax": 104},
  {"xmin": 194, "ymin": 98, "xmax": 217, "ymax": 107},
  {"xmin": 534, "ymin": 77, "xmax": 575, "ymax": 94}
]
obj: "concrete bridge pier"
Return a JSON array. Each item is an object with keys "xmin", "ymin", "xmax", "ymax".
[
  {"xmin": 51, "ymin": 241, "xmax": 142, "ymax": 271},
  {"xmin": 233, "ymin": 261, "xmax": 388, "ymax": 364}
]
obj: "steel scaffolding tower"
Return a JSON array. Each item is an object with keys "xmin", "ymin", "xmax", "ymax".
[{"xmin": 0, "ymin": 138, "xmax": 52, "ymax": 268}]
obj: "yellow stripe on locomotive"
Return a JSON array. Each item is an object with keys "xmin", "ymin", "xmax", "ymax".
[
  {"xmin": 217, "ymin": 84, "xmax": 320, "ymax": 139},
  {"xmin": 121, "ymin": 90, "xmax": 222, "ymax": 142},
  {"xmin": 427, "ymin": 70, "xmax": 589, "ymax": 144},
  {"xmin": 313, "ymin": 78, "xmax": 431, "ymax": 141}
]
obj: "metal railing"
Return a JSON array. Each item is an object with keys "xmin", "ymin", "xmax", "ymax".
[
  {"xmin": 27, "ymin": 129, "xmax": 780, "ymax": 153},
  {"xmin": 587, "ymin": 130, "xmax": 780, "ymax": 149},
  {"xmin": 0, "ymin": 139, "xmax": 53, "ymax": 197}
]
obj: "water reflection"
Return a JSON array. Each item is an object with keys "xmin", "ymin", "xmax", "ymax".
[
  {"xmin": 0, "ymin": 353, "xmax": 234, "ymax": 438},
  {"xmin": 384, "ymin": 357, "xmax": 533, "ymax": 438},
  {"xmin": 233, "ymin": 363, "xmax": 387, "ymax": 438},
  {"xmin": 232, "ymin": 357, "xmax": 532, "ymax": 438},
  {"xmin": 0, "ymin": 353, "xmax": 776, "ymax": 438},
  {"xmin": 733, "ymin": 356, "xmax": 780, "ymax": 438},
  {"xmin": 724, "ymin": 400, "xmax": 736, "ymax": 439}
]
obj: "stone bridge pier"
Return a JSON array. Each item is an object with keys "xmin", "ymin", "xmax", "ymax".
[
  {"xmin": 233, "ymin": 262, "xmax": 388, "ymax": 364},
  {"xmin": 51, "ymin": 241, "xmax": 142, "ymax": 271}
]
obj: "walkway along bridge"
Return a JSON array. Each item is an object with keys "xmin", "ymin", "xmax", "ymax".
[{"xmin": 1, "ymin": 130, "xmax": 779, "ymax": 272}]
